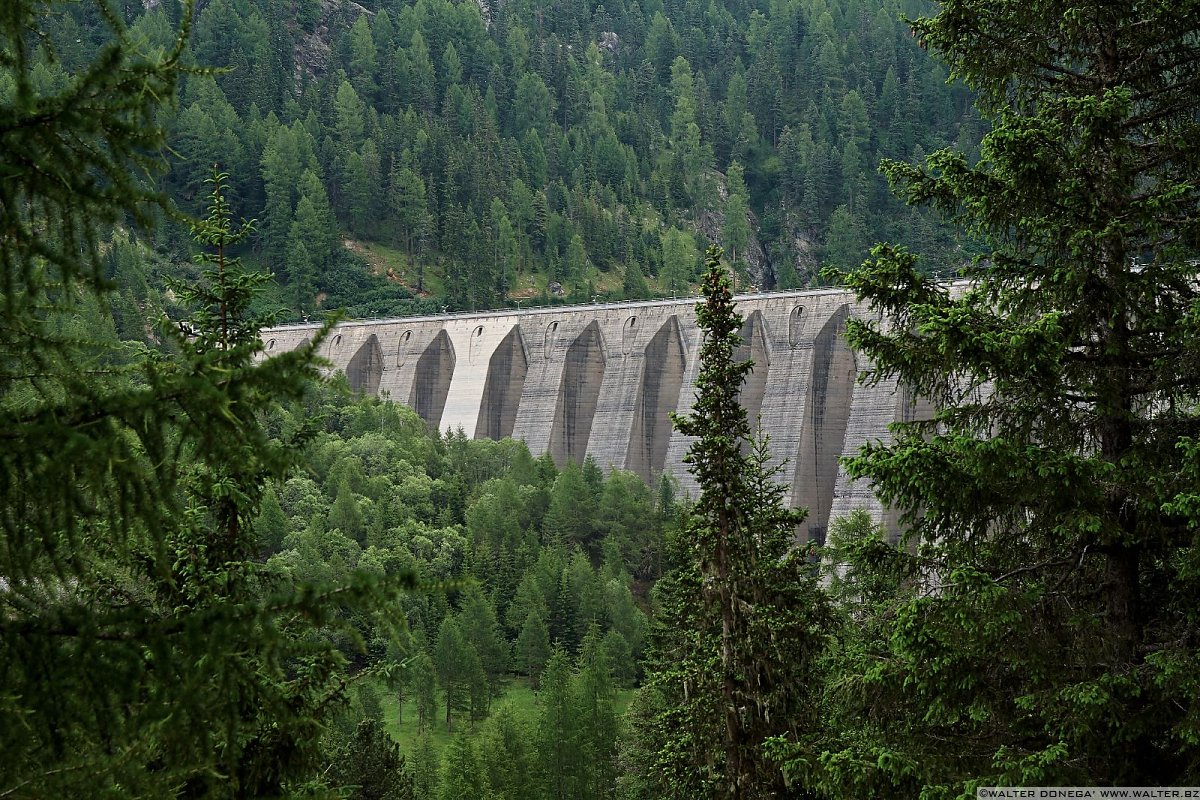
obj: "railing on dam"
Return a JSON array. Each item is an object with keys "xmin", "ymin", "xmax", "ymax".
[{"xmin": 263, "ymin": 286, "xmax": 866, "ymax": 333}]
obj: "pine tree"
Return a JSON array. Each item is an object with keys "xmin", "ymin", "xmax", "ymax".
[{"xmin": 329, "ymin": 719, "xmax": 416, "ymax": 800}]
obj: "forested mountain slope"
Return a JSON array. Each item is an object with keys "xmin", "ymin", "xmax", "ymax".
[{"xmin": 36, "ymin": 0, "xmax": 978, "ymax": 321}]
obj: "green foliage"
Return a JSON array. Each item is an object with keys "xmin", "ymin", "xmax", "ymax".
[
  {"xmin": 222, "ymin": 376, "xmax": 651, "ymax": 795},
  {"xmin": 629, "ymin": 247, "xmax": 832, "ymax": 799},
  {"xmin": 538, "ymin": 647, "xmax": 583, "ymax": 799},
  {"xmin": 660, "ymin": 226, "xmax": 700, "ymax": 293},
  {"xmin": 543, "ymin": 460, "xmax": 597, "ymax": 549},
  {"xmin": 436, "ymin": 731, "xmax": 488, "ymax": 800},
  {"xmin": 785, "ymin": 1, "xmax": 1200, "ymax": 794},
  {"xmin": 515, "ymin": 610, "xmax": 553, "ymax": 685},
  {"xmin": 479, "ymin": 705, "xmax": 537, "ymax": 800},
  {"xmin": 89, "ymin": 0, "xmax": 978, "ymax": 313},
  {"xmin": 575, "ymin": 626, "xmax": 620, "ymax": 798},
  {"xmin": 458, "ymin": 584, "xmax": 508, "ymax": 696},
  {"xmin": 0, "ymin": 13, "xmax": 415, "ymax": 792},
  {"xmin": 409, "ymin": 649, "xmax": 439, "ymax": 736},
  {"xmin": 410, "ymin": 734, "xmax": 439, "ymax": 800},
  {"xmin": 722, "ymin": 161, "xmax": 752, "ymax": 267},
  {"xmin": 329, "ymin": 719, "xmax": 417, "ymax": 800},
  {"xmin": 434, "ymin": 616, "xmax": 480, "ymax": 731}
]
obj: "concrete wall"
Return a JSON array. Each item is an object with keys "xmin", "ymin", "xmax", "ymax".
[{"xmin": 261, "ymin": 287, "xmax": 922, "ymax": 537}]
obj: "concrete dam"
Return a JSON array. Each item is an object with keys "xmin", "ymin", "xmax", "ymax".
[{"xmin": 262, "ymin": 288, "xmax": 925, "ymax": 542}]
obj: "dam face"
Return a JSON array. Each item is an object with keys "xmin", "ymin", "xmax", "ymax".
[{"xmin": 262, "ymin": 288, "xmax": 914, "ymax": 537}]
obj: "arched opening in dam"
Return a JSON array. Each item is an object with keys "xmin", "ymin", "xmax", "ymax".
[
  {"xmin": 395, "ymin": 330, "xmax": 413, "ymax": 366},
  {"xmin": 550, "ymin": 321, "xmax": 606, "ymax": 466},
  {"xmin": 735, "ymin": 310, "xmax": 770, "ymax": 434},
  {"xmin": 346, "ymin": 334, "xmax": 383, "ymax": 394},
  {"xmin": 409, "ymin": 330, "xmax": 455, "ymax": 430},
  {"xmin": 793, "ymin": 305, "xmax": 856, "ymax": 545},
  {"xmin": 626, "ymin": 316, "xmax": 686, "ymax": 481},
  {"xmin": 326, "ymin": 333, "xmax": 345, "ymax": 362},
  {"xmin": 476, "ymin": 326, "xmax": 529, "ymax": 441}
]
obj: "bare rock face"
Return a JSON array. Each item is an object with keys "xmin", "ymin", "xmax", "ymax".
[
  {"xmin": 598, "ymin": 31, "xmax": 619, "ymax": 54},
  {"xmin": 292, "ymin": 0, "xmax": 372, "ymax": 88},
  {"xmin": 693, "ymin": 169, "xmax": 770, "ymax": 289},
  {"xmin": 782, "ymin": 210, "xmax": 822, "ymax": 285}
]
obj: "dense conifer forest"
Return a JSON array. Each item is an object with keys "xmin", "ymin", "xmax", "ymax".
[
  {"xmin": 29, "ymin": 0, "xmax": 978, "ymax": 323},
  {"xmin": 4, "ymin": 0, "xmax": 1200, "ymax": 797}
]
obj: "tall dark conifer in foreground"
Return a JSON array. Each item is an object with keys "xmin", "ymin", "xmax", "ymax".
[
  {"xmin": 630, "ymin": 246, "xmax": 830, "ymax": 799},
  {"xmin": 0, "ymin": 5, "xmax": 413, "ymax": 795},
  {"xmin": 785, "ymin": 1, "xmax": 1200, "ymax": 794}
]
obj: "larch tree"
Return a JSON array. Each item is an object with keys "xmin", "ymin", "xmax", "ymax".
[
  {"xmin": 437, "ymin": 730, "xmax": 489, "ymax": 800},
  {"xmin": 789, "ymin": 0, "xmax": 1200, "ymax": 794},
  {"xmin": 575, "ymin": 626, "xmax": 620, "ymax": 799},
  {"xmin": 537, "ymin": 647, "xmax": 583, "ymax": 800},
  {"xmin": 433, "ymin": 615, "xmax": 479, "ymax": 732},
  {"xmin": 479, "ymin": 705, "xmax": 537, "ymax": 800},
  {"xmin": 515, "ymin": 609, "xmax": 552, "ymax": 686},
  {"xmin": 722, "ymin": 161, "xmax": 752, "ymax": 268},
  {"xmin": 0, "ymin": 5, "xmax": 413, "ymax": 795}
]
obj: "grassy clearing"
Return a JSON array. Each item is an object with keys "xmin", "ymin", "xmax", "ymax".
[
  {"xmin": 351, "ymin": 239, "xmax": 444, "ymax": 297},
  {"xmin": 376, "ymin": 676, "xmax": 635, "ymax": 758}
]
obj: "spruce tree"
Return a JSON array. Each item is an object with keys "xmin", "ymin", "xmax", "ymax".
[
  {"xmin": 329, "ymin": 719, "xmax": 416, "ymax": 800},
  {"xmin": 633, "ymin": 247, "xmax": 831, "ymax": 799},
  {"xmin": 794, "ymin": 0, "xmax": 1200, "ymax": 793}
]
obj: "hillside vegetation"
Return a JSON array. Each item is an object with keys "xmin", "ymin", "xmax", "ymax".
[{"xmin": 39, "ymin": 0, "xmax": 976, "ymax": 321}]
